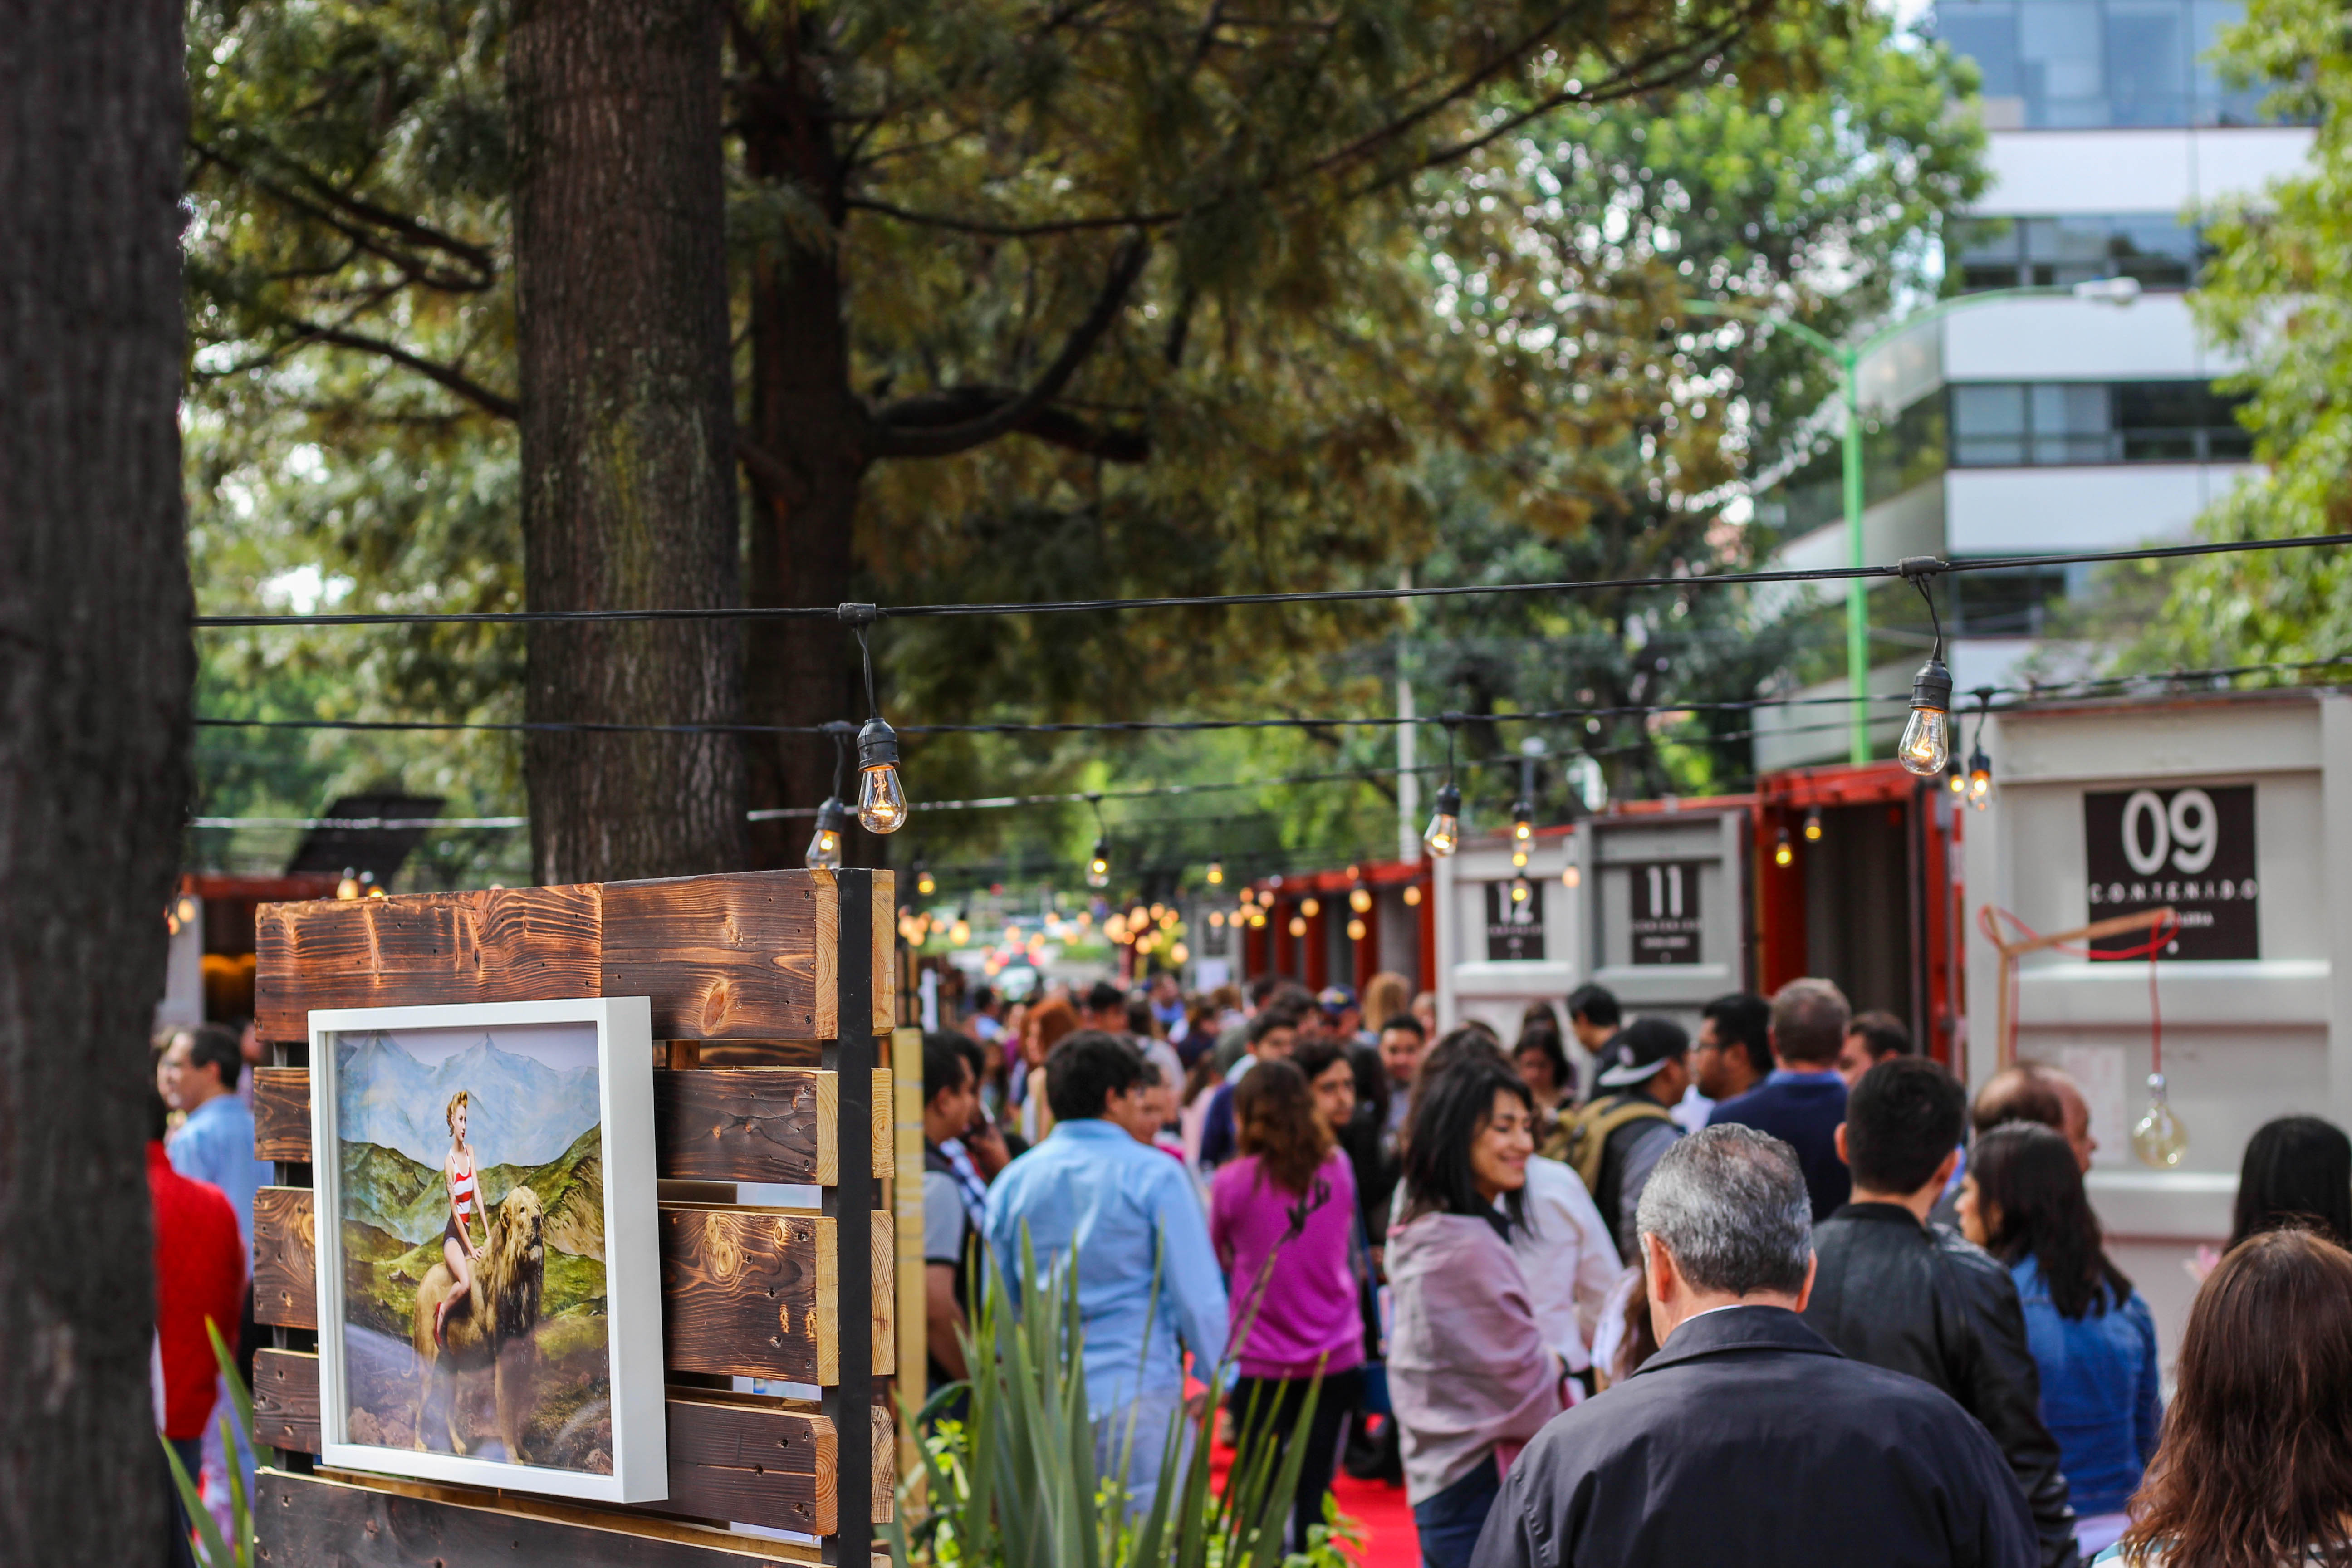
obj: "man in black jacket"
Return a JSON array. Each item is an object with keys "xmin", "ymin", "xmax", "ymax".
[
  {"xmin": 1473, "ymin": 1124, "xmax": 2036, "ymax": 1568},
  {"xmin": 1805, "ymin": 1057, "xmax": 2081, "ymax": 1568}
]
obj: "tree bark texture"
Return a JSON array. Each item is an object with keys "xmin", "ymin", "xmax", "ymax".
[
  {"xmin": 511, "ymin": 0, "xmax": 748, "ymax": 882},
  {"xmin": 740, "ymin": 74, "xmax": 872, "ymax": 869},
  {"xmin": 0, "ymin": 0, "xmax": 192, "ymax": 1557}
]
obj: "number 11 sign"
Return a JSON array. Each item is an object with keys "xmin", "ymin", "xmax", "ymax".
[{"xmin": 1628, "ymin": 861, "xmax": 1704, "ymax": 966}]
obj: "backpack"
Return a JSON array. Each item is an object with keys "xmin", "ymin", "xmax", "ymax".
[{"xmin": 1557, "ymin": 1094, "xmax": 1677, "ymax": 1195}]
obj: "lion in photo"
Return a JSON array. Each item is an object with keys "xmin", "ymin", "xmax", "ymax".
[{"xmin": 409, "ymin": 1185, "xmax": 545, "ymax": 1461}]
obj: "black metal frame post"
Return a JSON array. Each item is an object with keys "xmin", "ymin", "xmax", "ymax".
[{"xmin": 824, "ymin": 870, "xmax": 874, "ymax": 1567}]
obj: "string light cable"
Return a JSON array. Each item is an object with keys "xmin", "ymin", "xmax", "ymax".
[
  {"xmin": 190, "ymin": 533, "xmax": 2352, "ymax": 629},
  {"xmin": 191, "ymin": 647, "xmax": 2352, "ymax": 743}
]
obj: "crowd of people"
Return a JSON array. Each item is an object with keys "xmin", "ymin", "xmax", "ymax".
[{"xmin": 917, "ymin": 968, "xmax": 2352, "ymax": 1568}]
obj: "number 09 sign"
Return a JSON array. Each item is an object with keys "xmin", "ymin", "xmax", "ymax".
[{"xmin": 2082, "ymin": 784, "xmax": 2258, "ymax": 961}]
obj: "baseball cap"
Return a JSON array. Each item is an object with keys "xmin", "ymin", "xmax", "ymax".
[
  {"xmin": 1594, "ymin": 1016, "xmax": 1691, "ymax": 1088},
  {"xmin": 1317, "ymin": 985, "xmax": 1357, "ymax": 1016}
]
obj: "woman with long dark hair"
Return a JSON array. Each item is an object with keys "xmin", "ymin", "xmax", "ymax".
[
  {"xmin": 2102, "ymin": 1228, "xmax": 2352, "ymax": 1566},
  {"xmin": 2228, "ymin": 1115, "xmax": 2352, "ymax": 1250},
  {"xmin": 1960, "ymin": 1122, "xmax": 2161, "ymax": 1557},
  {"xmin": 1386, "ymin": 1053, "xmax": 1563, "ymax": 1568},
  {"xmin": 1208, "ymin": 1058, "xmax": 1363, "ymax": 1552}
]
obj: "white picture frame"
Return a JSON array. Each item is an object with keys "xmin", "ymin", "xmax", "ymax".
[{"xmin": 307, "ymin": 996, "xmax": 667, "ymax": 1504}]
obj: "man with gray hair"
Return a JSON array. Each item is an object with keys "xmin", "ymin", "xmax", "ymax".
[
  {"xmin": 1706, "ymin": 976, "xmax": 1853, "ymax": 1220},
  {"xmin": 1471, "ymin": 1126, "xmax": 2037, "ymax": 1568}
]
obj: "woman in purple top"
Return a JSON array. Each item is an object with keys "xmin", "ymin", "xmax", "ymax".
[{"xmin": 1209, "ymin": 1057, "xmax": 1365, "ymax": 1550}]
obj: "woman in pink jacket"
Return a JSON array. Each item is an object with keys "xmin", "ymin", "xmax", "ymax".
[{"xmin": 1387, "ymin": 1053, "xmax": 1565, "ymax": 1568}]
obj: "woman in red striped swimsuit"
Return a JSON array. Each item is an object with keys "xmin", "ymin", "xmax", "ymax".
[{"xmin": 434, "ymin": 1089, "xmax": 485, "ymax": 1346}]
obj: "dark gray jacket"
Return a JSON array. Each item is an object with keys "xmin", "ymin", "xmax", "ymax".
[
  {"xmin": 1805, "ymin": 1202, "xmax": 2081, "ymax": 1568},
  {"xmin": 1471, "ymin": 1305, "xmax": 2037, "ymax": 1568}
]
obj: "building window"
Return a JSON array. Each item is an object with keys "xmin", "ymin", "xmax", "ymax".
[
  {"xmin": 1949, "ymin": 562, "xmax": 2074, "ymax": 636},
  {"xmin": 1949, "ymin": 380, "xmax": 2253, "ymax": 465},
  {"xmin": 1948, "ymin": 215, "xmax": 2204, "ymax": 292},
  {"xmin": 1933, "ymin": 0, "xmax": 2277, "ymax": 129}
]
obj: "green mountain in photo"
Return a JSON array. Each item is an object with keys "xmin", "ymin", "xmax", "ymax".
[{"xmin": 337, "ymin": 1124, "xmax": 603, "ymax": 1259}]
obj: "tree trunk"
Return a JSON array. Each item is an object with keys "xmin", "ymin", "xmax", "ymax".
[
  {"xmin": 739, "ymin": 69, "xmax": 872, "ymax": 869},
  {"xmin": 0, "ymin": 0, "xmax": 191, "ymax": 1556},
  {"xmin": 510, "ymin": 0, "xmax": 747, "ymax": 883}
]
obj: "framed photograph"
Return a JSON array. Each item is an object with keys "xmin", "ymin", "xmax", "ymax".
[{"xmin": 308, "ymin": 997, "xmax": 667, "ymax": 1504}]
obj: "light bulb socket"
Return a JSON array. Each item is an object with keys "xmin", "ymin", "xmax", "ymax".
[
  {"xmin": 1909, "ymin": 657, "xmax": 1953, "ymax": 714},
  {"xmin": 1435, "ymin": 781, "xmax": 1462, "ymax": 817},
  {"xmin": 1967, "ymin": 745, "xmax": 1992, "ymax": 778},
  {"xmin": 857, "ymin": 716, "xmax": 900, "ymax": 769},
  {"xmin": 815, "ymin": 796, "xmax": 849, "ymax": 833}
]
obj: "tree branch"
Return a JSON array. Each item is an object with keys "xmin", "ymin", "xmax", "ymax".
[
  {"xmin": 871, "ymin": 234, "xmax": 1151, "ymax": 459},
  {"xmin": 276, "ymin": 319, "xmax": 519, "ymax": 419}
]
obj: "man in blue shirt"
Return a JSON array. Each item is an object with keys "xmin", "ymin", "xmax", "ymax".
[
  {"xmin": 1707, "ymin": 978, "xmax": 1852, "ymax": 1221},
  {"xmin": 164, "ymin": 1023, "xmax": 269, "ymax": 1249},
  {"xmin": 984, "ymin": 1030, "xmax": 1229, "ymax": 1513}
]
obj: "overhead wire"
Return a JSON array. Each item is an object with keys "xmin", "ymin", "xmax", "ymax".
[{"xmin": 188, "ymin": 532, "xmax": 2352, "ymax": 629}]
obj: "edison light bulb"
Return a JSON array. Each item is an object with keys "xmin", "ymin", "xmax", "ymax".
[
  {"xmin": 804, "ymin": 798, "xmax": 848, "ymax": 870},
  {"xmin": 1346, "ymin": 917, "xmax": 1367, "ymax": 941},
  {"xmin": 1249, "ymin": 909, "xmax": 1267, "ymax": 928},
  {"xmin": 1803, "ymin": 809, "xmax": 1823, "ymax": 843},
  {"xmin": 1086, "ymin": 839, "xmax": 1111, "ymax": 888},
  {"xmin": 950, "ymin": 916, "xmax": 971, "ymax": 946},
  {"xmin": 1511, "ymin": 802, "xmax": 1534, "ymax": 843},
  {"xmin": 1169, "ymin": 941, "xmax": 1189, "ymax": 965},
  {"xmin": 1510, "ymin": 877, "xmax": 1531, "ymax": 903},
  {"xmin": 1206, "ymin": 862, "xmax": 1225, "ymax": 886},
  {"xmin": 1423, "ymin": 783, "xmax": 1463, "ymax": 858},
  {"xmin": 1288, "ymin": 916, "xmax": 1307, "ymax": 938},
  {"xmin": 1966, "ymin": 746, "xmax": 1994, "ymax": 810},
  {"xmin": 1948, "ymin": 763, "xmax": 1967, "ymax": 796},
  {"xmin": 855, "ymin": 717, "xmax": 908, "ymax": 833},
  {"xmin": 1898, "ymin": 658, "xmax": 1954, "ymax": 777},
  {"xmin": 916, "ymin": 867, "xmax": 936, "ymax": 897},
  {"xmin": 1350, "ymin": 886, "xmax": 1372, "ymax": 915},
  {"xmin": 336, "ymin": 869, "xmax": 361, "ymax": 901},
  {"xmin": 2132, "ymin": 1073, "xmax": 2189, "ymax": 1167},
  {"xmin": 1300, "ymin": 897, "xmax": 1321, "ymax": 918},
  {"xmin": 1561, "ymin": 864, "xmax": 1581, "ymax": 889},
  {"xmin": 1512, "ymin": 847, "xmax": 1529, "ymax": 869},
  {"xmin": 1208, "ymin": 910, "xmax": 1225, "ymax": 928},
  {"xmin": 1774, "ymin": 829, "xmax": 1793, "ymax": 868},
  {"xmin": 1402, "ymin": 884, "xmax": 1422, "ymax": 906}
]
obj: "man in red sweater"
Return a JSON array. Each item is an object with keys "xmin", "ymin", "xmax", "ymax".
[{"xmin": 148, "ymin": 1086, "xmax": 245, "ymax": 1491}]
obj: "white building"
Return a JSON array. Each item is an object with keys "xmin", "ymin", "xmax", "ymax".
[{"xmin": 1754, "ymin": 0, "xmax": 2312, "ymax": 770}]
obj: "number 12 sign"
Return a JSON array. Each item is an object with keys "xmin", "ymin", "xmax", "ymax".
[{"xmin": 2082, "ymin": 784, "xmax": 2258, "ymax": 961}]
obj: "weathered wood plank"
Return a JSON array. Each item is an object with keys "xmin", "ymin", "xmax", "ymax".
[
  {"xmin": 254, "ymin": 885, "xmax": 604, "ymax": 1042},
  {"xmin": 870, "ymin": 872, "xmax": 894, "ymax": 1037},
  {"xmin": 869, "ymin": 1401, "xmax": 895, "ymax": 1527},
  {"xmin": 661, "ymin": 1392, "xmax": 837, "ymax": 1536},
  {"xmin": 255, "ymin": 1193, "xmax": 885, "ymax": 1388},
  {"xmin": 660, "ymin": 1206, "xmax": 831, "ymax": 1384},
  {"xmin": 255, "ymin": 1469, "xmax": 804, "ymax": 1567},
  {"xmin": 252, "ymin": 1067, "xmax": 842, "ymax": 1185},
  {"xmin": 252, "ymin": 1347, "xmax": 321, "ymax": 1453},
  {"xmin": 252, "ymin": 1067, "xmax": 312, "ymax": 1162},
  {"xmin": 253, "ymin": 1186, "xmax": 317, "ymax": 1330},
  {"xmin": 657, "ymin": 1068, "xmax": 827, "ymax": 1184},
  {"xmin": 251, "ymin": 1355, "xmax": 843, "ymax": 1537},
  {"xmin": 602, "ymin": 872, "xmax": 833, "ymax": 1042}
]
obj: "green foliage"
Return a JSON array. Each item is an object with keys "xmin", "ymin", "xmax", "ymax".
[
  {"xmin": 2123, "ymin": 0, "xmax": 2352, "ymax": 669},
  {"xmin": 894, "ymin": 1240, "xmax": 1327, "ymax": 1568},
  {"xmin": 162, "ymin": 1322, "xmax": 256, "ymax": 1568},
  {"xmin": 182, "ymin": 0, "xmax": 1986, "ymax": 877}
]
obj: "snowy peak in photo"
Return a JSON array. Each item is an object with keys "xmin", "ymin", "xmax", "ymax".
[{"xmin": 335, "ymin": 1030, "xmax": 598, "ymax": 1168}]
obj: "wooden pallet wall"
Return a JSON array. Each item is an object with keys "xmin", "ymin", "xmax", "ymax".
[{"xmin": 250, "ymin": 868, "xmax": 897, "ymax": 1567}]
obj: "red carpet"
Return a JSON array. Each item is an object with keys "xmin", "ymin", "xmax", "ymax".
[{"xmin": 1206, "ymin": 1420, "xmax": 1418, "ymax": 1568}]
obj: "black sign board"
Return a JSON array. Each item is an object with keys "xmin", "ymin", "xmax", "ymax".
[
  {"xmin": 1628, "ymin": 861, "xmax": 1703, "ymax": 966},
  {"xmin": 2083, "ymin": 784, "xmax": 2257, "ymax": 961},
  {"xmin": 1485, "ymin": 879, "xmax": 1545, "ymax": 961}
]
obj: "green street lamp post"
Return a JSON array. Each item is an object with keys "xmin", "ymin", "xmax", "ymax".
[{"xmin": 1685, "ymin": 277, "xmax": 2141, "ymax": 764}]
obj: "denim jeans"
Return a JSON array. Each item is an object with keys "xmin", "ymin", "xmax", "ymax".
[{"xmin": 1412, "ymin": 1452, "xmax": 1502, "ymax": 1568}]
